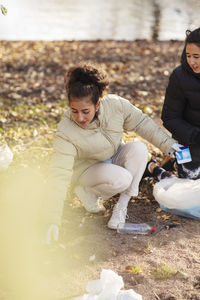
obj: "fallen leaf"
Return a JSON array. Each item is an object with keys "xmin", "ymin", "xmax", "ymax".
[
  {"xmin": 1, "ymin": 5, "xmax": 7, "ymax": 15},
  {"xmin": 161, "ymin": 214, "xmax": 171, "ymax": 220}
]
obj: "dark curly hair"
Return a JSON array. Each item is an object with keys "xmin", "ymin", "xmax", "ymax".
[{"xmin": 65, "ymin": 64, "xmax": 109, "ymax": 105}]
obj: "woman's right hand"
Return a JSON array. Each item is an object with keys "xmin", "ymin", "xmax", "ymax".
[{"xmin": 45, "ymin": 224, "xmax": 59, "ymax": 245}]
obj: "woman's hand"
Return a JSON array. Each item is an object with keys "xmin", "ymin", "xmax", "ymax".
[
  {"xmin": 171, "ymin": 143, "xmax": 184, "ymax": 152},
  {"xmin": 45, "ymin": 224, "xmax": 59, "ymax": 245},
  {"xmin": 168, "ymin": 143, "xmax": 185, "ymax": 157}
]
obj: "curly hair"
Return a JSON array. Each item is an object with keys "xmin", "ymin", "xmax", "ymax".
[{"xmin": 65, "ymin": 64, "xmax": 109, "ymax": 105}]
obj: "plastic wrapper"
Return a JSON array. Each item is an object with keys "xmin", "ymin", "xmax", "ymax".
[
  {"xmin": 72, "ymin": 269, "xmax": 142, "ymax": 300},
  {"xmin": 0, "ymin": 144, "xmax": 13, "ymax": 171}
]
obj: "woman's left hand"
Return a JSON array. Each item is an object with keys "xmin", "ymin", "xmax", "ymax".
[{"xmin": 169, "ymin": 143, "xmax": 184, "ymax": 156}]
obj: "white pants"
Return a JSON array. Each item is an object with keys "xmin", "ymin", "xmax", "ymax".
[{"xmin": 77, "ymin": 142, "xmax": 148, "ymax": 200}]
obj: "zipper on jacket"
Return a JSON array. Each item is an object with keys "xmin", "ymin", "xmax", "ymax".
[{"xmin": 99, "ymin": 126, "xmax": 117, "ymax": 153}]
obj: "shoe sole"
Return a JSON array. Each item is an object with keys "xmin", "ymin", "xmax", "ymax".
[
  {"xmin": 86, "ymin": 207, "xmax": 106, "ymax": 213},
  {"xmin": 107, "ymin": 223, "xmax": 118, "ymax": 230}
]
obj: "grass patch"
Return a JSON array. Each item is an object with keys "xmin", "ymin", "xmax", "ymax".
[
  {"xmin": 151, "ymin": 262, "xmax": 177, "ymax": 279},
  {"xmin": 130, "ymin": 265, "xmax": 142, "ymax": 274},
  {"xmin": 144, "ymin": 242, "xmax": 154, "ymax": 254}
]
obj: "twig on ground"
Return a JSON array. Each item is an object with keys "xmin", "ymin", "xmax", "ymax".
[{"xmin": 153, "ymin": 291, "xmax": 161, "ymax": 300}]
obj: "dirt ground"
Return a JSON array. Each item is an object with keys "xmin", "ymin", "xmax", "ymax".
[
  {"xmin": 0, "ymin": 40, "xmax": 200, "ymax": 300},
  {"xmin": 56, "ymin": 182, "xmax": 200, "ymax": 300}
]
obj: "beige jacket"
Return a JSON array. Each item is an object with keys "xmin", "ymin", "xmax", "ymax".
[{"xmin": 48, "ymin": 94, "xmax": 176, "ymax": 225}]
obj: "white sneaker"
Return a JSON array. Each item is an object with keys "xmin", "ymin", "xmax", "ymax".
[
  {"xmin": 75, "ymin": 185, "xmax": 106, "ymax": 213},
  {"xmin": 107, "ymin": 202, "xmax": 127, "ymax": 230}
]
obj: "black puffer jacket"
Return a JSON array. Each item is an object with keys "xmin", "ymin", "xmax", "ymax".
[{"xmin": 162, "ymin": 48, "xmax": 200, "ymax": 162}]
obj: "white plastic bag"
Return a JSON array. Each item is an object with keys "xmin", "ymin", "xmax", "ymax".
[
  {"xmin": 0, "ymin": 144, "xmax": 13, "ymax": 171},
  {"xmin": 153, "ymin": 177, "xmax": 200, "ymax": 219},
  {"xmin": 86, "ymin": 269, "xmax": 123, "ymax": 299},
  {"xmin": 72, "ymin": 269, "xmax": 142, "ymax": 300},
  {"xmin": 118, "ymin": 289, "xmax": 142, "ymax": 300}
]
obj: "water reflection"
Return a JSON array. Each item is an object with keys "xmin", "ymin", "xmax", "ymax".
[
  {"xmin": 157, "ymin": 0, "xmax": 200, "ymax": 40},
  {"xmin": 0, "ymin": 0, "xmax": 200, "ymax": 40}
]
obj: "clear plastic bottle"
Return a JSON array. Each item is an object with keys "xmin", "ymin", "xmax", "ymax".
[{"xmin": 117, "ymin": 223, "xmax": 155, "ymax": 235}]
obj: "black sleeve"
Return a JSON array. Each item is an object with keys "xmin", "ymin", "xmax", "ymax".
[{"xmin": 161, "ymin": 70, "xmax": 200, "ymax": 145}]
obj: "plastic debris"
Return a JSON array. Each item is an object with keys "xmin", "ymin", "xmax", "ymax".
[
  {"xmin": 153, "ymin": 177, "xmax": 200, "ymax": 219},
  {"xmin": 117, "ymin": 223, "xmax": 155, "ymax": 235},
  {"xmin": 118, "ymin": 289, "xmax": 143, "ymax": 299},
  {"xmin": 0, "ymin": 144, "xmax": 13, "ymax": 171},
  {"xmin": 72, "ymin": 269, "xmax": 142, "ymax": 300},
  {"xmin": 89, "ymin": 254, "xmax": 96, "ymax": 262}
]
